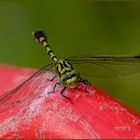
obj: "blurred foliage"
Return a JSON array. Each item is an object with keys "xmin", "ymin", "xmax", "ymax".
[{"xmin": 0, "ymin": 0, "xmax": 140, "ymax": 112}]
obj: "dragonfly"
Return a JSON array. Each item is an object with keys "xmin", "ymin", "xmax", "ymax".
[{"xmin": 1, "ymin": 30, "xmax": 140, "ymax": 106}]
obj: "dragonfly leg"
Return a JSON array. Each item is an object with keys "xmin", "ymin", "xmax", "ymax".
[
  {"xmin": 48, "ymin": 83, "xmax": 71, "ymax": 102},
  {"xmin": 78, "ymin": 78, "xmax": 89, "ymax": 92},
  {"xmin": 48, "ymin": 82, "xmax": 60, "ymax": 94},
  {"xmin": 47, "ymin": 76, "xmax": 56, "ymax": 82},
  {"xmin": 60, "ymin": 87, "xmax": 72, "ymax": 102}
]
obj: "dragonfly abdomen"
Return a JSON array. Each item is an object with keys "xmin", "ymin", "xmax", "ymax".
[{"xmin": 33, "ymin": 31, "xmax": 58, "ymax": 62}]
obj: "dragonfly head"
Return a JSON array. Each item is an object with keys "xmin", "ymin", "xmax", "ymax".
[{"xmin": 60, "ymin": 69, "xmax": 80, "ymax": 88}]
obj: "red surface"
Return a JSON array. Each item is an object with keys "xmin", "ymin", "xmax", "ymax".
[{"xmin": 0, "ymin": 64, "xmax": 140, "ymax": 139}]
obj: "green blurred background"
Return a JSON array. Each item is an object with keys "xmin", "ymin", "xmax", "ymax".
[{"xmin": 0, "ymin": 0, "xmax": 140, "ymax": 112}]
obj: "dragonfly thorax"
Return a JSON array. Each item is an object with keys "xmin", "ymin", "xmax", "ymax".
[{"xmin": 55, "ymin": 60, "xmax": 80, "ymax": 88}]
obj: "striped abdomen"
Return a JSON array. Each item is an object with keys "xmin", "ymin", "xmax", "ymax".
[{"xmin": 33, "ymin": 31, "xmax": 58, "ymax": 62}]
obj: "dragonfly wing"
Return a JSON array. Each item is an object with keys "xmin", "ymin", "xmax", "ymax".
[
  {"xmin": 0, "ymin": 63, "xmax": 56, "ymax": 110},
  {"xmin": 65, "ymin": 55, "xmax": 140, "ymax": 78}
]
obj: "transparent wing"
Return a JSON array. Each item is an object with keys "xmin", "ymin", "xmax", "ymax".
[
  {"xmin": 0, "ymin": 64, "xmax": 56, "ymax": 111},
  {"xmin": 65, "ymin": 54, "xmax": 140, "ymax": 78}
]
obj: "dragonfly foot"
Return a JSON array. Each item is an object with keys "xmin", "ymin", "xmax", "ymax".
[
  {"xmin": 47, "ymin": 76, "xmax": 56, "ymax": 82},
  {"xmin": 78, "ymin": 79, "xmax": 89, "ymax": 93},
  {"xmin": 60, "ymin": 87, "xmax": 72, "ymax": 103},
  {"xmin": 48, "ymin": 82, "xmax": 60, "ymax": 94}
]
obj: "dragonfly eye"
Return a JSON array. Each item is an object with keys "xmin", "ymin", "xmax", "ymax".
[
  {"xmin": 60, "ymin": 74, "xmax": 67, "ymax": 84},
  {"xmin": 71, "ymin": 70, "xmax": 80, "ymax": 77}
]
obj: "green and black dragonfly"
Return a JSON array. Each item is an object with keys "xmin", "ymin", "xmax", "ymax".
[{"xmin": 1, "ymin": 30, "xmax": 140, "ymax": 104}]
